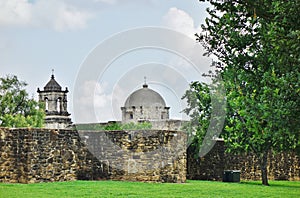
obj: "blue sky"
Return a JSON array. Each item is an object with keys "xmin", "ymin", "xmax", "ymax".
[{"xmin": 0, "ymin": 0, "xmax": 212, "ymax": 123}]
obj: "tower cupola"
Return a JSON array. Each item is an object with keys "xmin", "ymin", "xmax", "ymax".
[{"xmin": 37, "ymin": 73, "xmax": 72, "ymax": 129}]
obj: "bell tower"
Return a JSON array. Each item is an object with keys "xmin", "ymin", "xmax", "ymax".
[{"xmin": 37, "ymin": 73, "xmax": 72, "ymax": 129}]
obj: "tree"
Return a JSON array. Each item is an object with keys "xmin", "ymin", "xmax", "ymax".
[
  {"xmin": 194, "ymin": 0, "xmax": 300, "ymax": 185},
  {"xmin": 0, "ymin": 75, "xmax": 45, "ymax": 128},
  {"xmin": 182, "ymin": 81, "xmax": 211, "ymax": 157},
  {"xmin": 182, "ymin": 77, "xmax": 226, "ymax": 158}
]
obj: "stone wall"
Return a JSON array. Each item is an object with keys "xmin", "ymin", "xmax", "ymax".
[
  {"xmin": 0, "ymin": 128, "xmax": 85, "ymax": 183},
  {"xmin": 78, "ymin": 130, "xmax": 186, "ymax": 182},
  {"xmin": 187, "ymin": 141, "xmax": 300, "ymax": 181},
  {"xmin": 0, "ymin": 128, "xmax": 186, "ymax": 183},
  {"xmin": 150, "ymin": 120, "xmax": 188, "ymax": 131},
  {"xmin": 2, "ymin": 127, "xmax": 297, "ymax": 183}
]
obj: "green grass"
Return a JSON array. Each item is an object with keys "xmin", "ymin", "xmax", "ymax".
[{"xmin": 0, "ymin": 180, "xmax": 299, "ymax": 198}]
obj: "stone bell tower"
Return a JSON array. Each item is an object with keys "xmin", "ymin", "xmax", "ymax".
[{"xmin": 37, "ymin": 73, "xmax": 72, "ymax": 129}]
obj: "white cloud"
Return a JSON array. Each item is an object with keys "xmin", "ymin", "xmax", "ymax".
[
  {"xmin": 0, "ymin": 0, "xmax": 92, "ymax": 31},
  {"xmin": 74, "ymin": 80, "xmax": 128, "ymax": 123},
  {"xmin": 75, "ymin": 80, "xmax": 111, "ymax": 122},
  {"xmin": 162, "ymin": 7, "xmax": 213, "ymax": 83},
  {"xmin": 0, "ymin": 0, "xmax": 33, "ymax": 26},
  {"xmin": 93, "ymin": 0, "xmax": 156, "ymax": 5},
  {"xmin": 93, "ymin": 0, "xmax": 117, "ymax": 4},
  {"xmin": 162, "ymin": 7, "xmax": 201, "ymax": 39}
]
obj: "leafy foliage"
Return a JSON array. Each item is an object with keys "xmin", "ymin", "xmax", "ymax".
[
  {"xmin": 75, "ymin": 122, "xmax": 152, "ymax": 131},
  {"xmin": 0, "ymin": 75, "xmax": 45, "ymax": 128},
  {"xmin": 121, "ymin": 122, "xmax": 152, "ymax": 130},
  {"xmin": 194, "ymin": 0, "xmax": 300, "ymax": 185},
  {"xmin": 182, "ymin": 82, "xmax": 212, "ymax": 155},
  {"xmin": 182, "ymin": 79, "xmax": 226, "ymax": 157}
]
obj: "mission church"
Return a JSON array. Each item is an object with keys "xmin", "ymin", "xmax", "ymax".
[{"xmin": 37, "ymin": 74, "xmax": 183, "ymax": 130}]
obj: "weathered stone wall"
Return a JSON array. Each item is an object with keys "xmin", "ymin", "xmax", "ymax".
[
  {"xmin": 3, "ymin": 127, "xmax": 297, "ymax": 183},
  {"xmin": 0, "ymin": 128, "xmax": 85, "ymax": 183},
  {"xmin": 0, "ymin": 128, "xmax": 186, "ymax": 183},
  {"xmin": 150, "ymin": 120, "xmax": 188, "ymax": 131},
  {"xmin": 187, "ymin": 141, "xmax": 300, "ymax": 181},
  {"xmin": 187, "ymin": 141, "xmax": 225, "ymax": 181},
  {"xmin": 78, "ymin": 130, "xmax": 186, "ymax": 182}
]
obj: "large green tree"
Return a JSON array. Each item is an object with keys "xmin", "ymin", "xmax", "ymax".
[
  {"xmin": 0, "ymin": 75, "xmax": 45, "ymax": 128},
  {"xmin": 190, "ymin": 0, "xmax": 300, "ymax": 185}
]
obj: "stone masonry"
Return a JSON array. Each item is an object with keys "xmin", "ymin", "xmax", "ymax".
[
  {"xmin": 187, "ymin": 141, "xmax": 300, "ymax": 181},
  {"xmin": 1, "ymin": 127, "xmax": 298, "ymax": 183},
  {"xmin": 0, "ymin": 128, "xmax": 186, "ymax": 183}
]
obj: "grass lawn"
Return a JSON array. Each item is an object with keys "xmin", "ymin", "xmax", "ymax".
[{"xmin": 0, "ymin": 180, "xmax": 299, "ymax": 198}]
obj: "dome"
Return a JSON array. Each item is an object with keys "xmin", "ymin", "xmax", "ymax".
[
  {"xmin": 44, "ymin": 75, "xmax": 62, "ymax": 91},
  {"xmin": 124, "ymin": 84, "xmax": 166, "ymax": 108}
]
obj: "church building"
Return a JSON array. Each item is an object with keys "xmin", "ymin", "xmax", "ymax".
[
  {"xmin": 121, "ymin": 82, "xmax": 170, "ymax": 123},
  {"xmin": 121, "ymin": 81, "xmax": 184, "ymax": 130}
]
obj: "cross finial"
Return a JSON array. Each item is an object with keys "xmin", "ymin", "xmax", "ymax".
[
  {"xmin": 51, "ymin": 69, "xmax": 55, "ymax": 79},
  {"xmin": 143, "ymin": 76, "xmax": 148, "ymax": 88}
]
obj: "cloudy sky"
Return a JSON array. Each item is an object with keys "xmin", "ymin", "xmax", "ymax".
[{"xmin": 0, "ymin": 0, "xmax": 212, "ymax": 123}]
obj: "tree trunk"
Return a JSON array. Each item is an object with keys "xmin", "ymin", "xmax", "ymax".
[{"xmin": 260, "ymin": 150, "xmax": 269, "ymax": 186}]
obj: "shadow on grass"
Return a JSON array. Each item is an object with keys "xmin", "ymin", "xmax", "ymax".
[{"xmin": 240, "ymin": 181, "xmax": 300, "ymax": 188}]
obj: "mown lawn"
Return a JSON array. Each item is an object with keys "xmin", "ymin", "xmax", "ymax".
[{"xmin": 0, "ymin": 180, "xmax": 299, "ymax": 198}]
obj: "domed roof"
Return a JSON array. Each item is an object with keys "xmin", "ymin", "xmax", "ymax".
[
  {"xmin": 44, "ymin": 75, "xmax": 62, "ymax": 91},
  {"xmin": 124, "ymin": 84, "xmax": 166, "ymax": 108}
]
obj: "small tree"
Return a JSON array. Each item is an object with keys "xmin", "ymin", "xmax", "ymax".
[{"xmin": 0, "ymin": 75, "xmax": 45, "ymax": 128}]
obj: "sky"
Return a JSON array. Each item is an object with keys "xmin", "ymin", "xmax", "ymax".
[{"xmin": 0, "ymin": 0, "xmax": 213, "ymax": 123}]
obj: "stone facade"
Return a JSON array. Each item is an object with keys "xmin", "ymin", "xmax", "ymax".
[
  {"xmin": 0, "ymin": 128, "xmax": 186, "ymax": 183},
  {"xmin": 121, "ymin": 106, "xmax": 170, "ymax": 123},
  {"xmin": 187, "ymin": 141, "xmax": 300, "ymax": 181}
]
